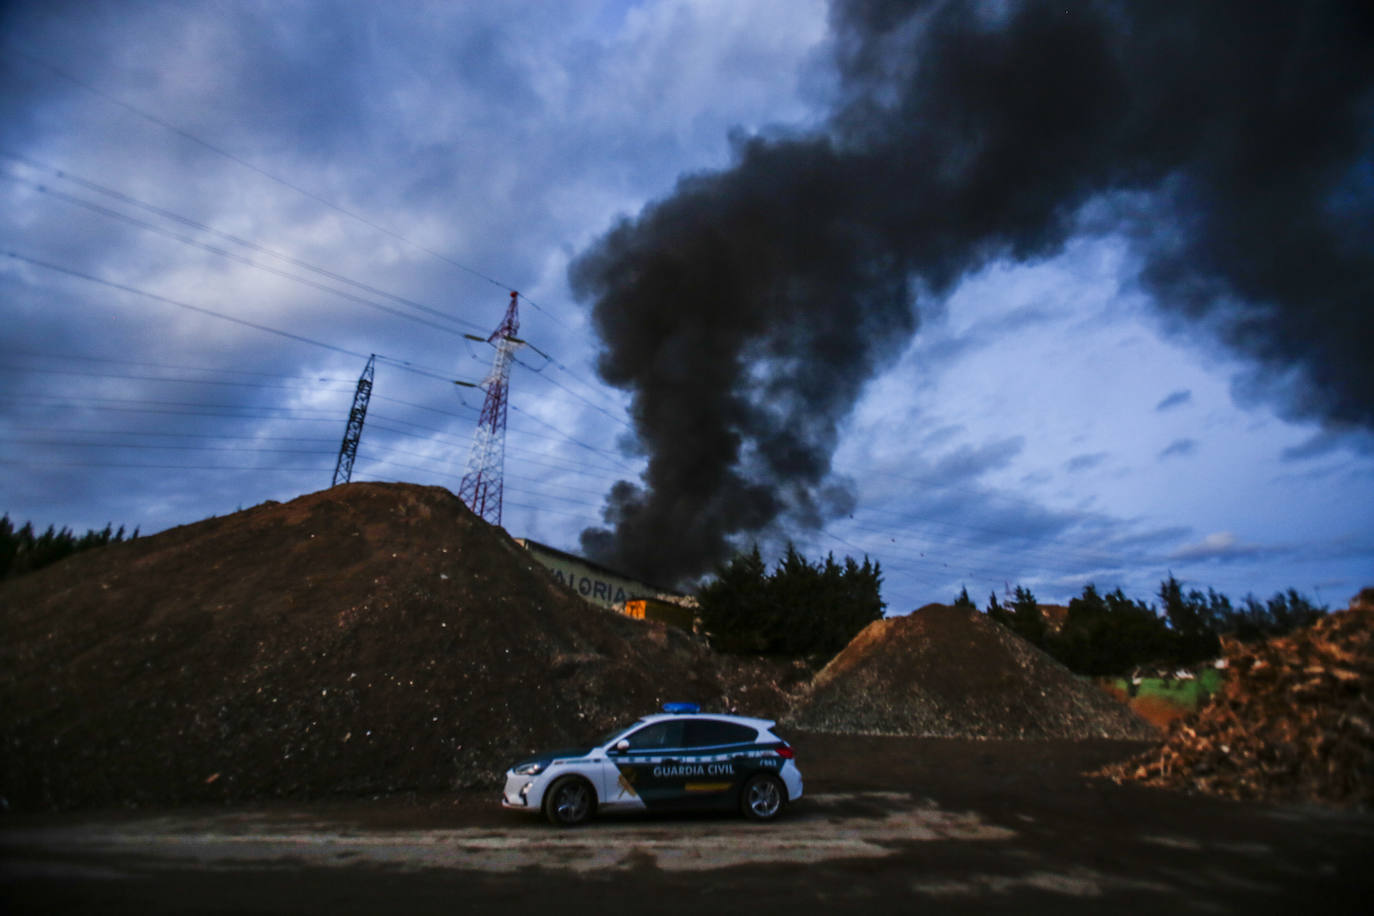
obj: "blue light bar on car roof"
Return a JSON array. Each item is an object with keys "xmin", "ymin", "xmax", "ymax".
[{"xmin": 662, "ymin": 702, "xmax": 700, "ymax": 714}]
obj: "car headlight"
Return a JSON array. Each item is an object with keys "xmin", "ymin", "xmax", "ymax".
[{"xmin": 513, "ymin": 761, "xmax": 547, "ymax": 776}]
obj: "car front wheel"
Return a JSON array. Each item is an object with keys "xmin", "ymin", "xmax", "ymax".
[
  {"xmin": 740, "ymin": 774, "xmax": 785, "ymax": 821},
  {"xmin": 543, "ymin": 776, "xmax": 594, "ymax": 827}
]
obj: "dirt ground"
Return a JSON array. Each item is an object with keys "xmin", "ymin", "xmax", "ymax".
[{"xmin": 4, "ymin": 735, "xmax": 1371, "ymax": 915}]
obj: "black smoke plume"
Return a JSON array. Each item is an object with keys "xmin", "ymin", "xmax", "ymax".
[{"xmin": 571, "ymin": 0, "xmax": 1374, "ymax": 587}]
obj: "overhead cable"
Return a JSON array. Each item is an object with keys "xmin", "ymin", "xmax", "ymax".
[{"xmin": 9, "ymin": 49, "xmax": 518, "ymax": 296}]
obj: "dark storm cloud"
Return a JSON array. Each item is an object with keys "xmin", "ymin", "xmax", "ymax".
[
  {"xmin": 1155, "ymin": 390, "xmax": 1192, "ymax": 412},
  {"xmin": 570, "ymin": 0, "xmax": 1374, "ymax": 584}
]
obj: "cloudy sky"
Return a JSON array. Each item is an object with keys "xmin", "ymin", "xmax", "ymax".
[{"xmin": 2, "ymin": 0, "xmax": 1371, "ymax": 615}]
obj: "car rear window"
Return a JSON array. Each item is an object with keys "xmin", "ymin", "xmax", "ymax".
[{"xmin": 686, "ymin": 720, "xmax": 758, "ymax": 748}]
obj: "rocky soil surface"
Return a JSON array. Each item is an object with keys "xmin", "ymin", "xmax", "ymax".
[
  {"xmin": 787, "ymin": 604, "xmax": 1156, "ymax": 740},
  {"xmin": 0, "ymin": 483, "xmax": 748, "ymax": 810}
]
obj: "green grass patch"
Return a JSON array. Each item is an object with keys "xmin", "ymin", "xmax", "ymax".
[{"xmin": 1109, "ymin": 668, "xmax": 1225, "ymax": 709}]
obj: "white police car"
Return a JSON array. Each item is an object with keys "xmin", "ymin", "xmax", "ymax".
[{"xmin": 501, "ymin": 704, "xmax": 803, "ymax": 826}]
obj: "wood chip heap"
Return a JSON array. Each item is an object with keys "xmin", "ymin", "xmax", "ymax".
[{"xmin": 1100, "ymin": 594, "xmax": 1373, "ymax": 808}]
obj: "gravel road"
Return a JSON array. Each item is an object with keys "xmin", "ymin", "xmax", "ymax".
[{"xmin": 3, "ymin": 736, "xmax": 1370, "ymax": 914}]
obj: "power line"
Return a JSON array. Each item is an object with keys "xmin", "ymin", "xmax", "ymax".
[
  {"xmin": 4, "ymin": 395, "xmax": 342, "ymax": 424},
  {"xmin": 371, "ymin": 394, "xmax": 478, "ymax": 420},
  {"xmin": 11, "ymin": 437, "xmax": 329, "ymax": 456},
  {"xmin": 4, "ymin": 424, "xmax": 337, "ymax": 445},
  {"xmin": 0, "ymin": 458, "xmax": 329, "ymax": 473},
  {"xmin": 2, "ymin": 151, "xmax": 489, "ymax": 334},
  {"xmin": 2, "ymin": 387, "xmax": 631, "ymax": 476},
  {"xmin": 513, "ymin": 359, "xmax": 631, "ymax": 430},
  {"xmin": 3, "ymin": 118, "xmax": 629, "ymax": 425},
  {"xmin": 9, "ymin": 49, "xmax": 518, "ymax": 295},
  {"xmin": 6, "ymin": 250, "xmax": 370, "ymax": 359},
  {"xmin": 366, "ymin": 419, "xmax": 634, "ymax": 477},
  {"xmin": 373, "ymin": 354, "xmax": 467, "ymax": 383},
  {"xmin": 850, "ymin": 502, "xmax": 1126, "ymax": 570},
  {"xmin": 3, "ymin": 172, "xmax": 482, "ymax": 339},
  {"xmin": 4, "ymin": 251, "xmax": 470, "ymax": 384},
  {"xmin": 5, "ymin": 163, "xmax": 626, "ymax": 425},
  {"xmin": 0, "ymin": 348, "xmax": 355, "ymax": 382},
  {"xmin": 508, "ymin": 402, "xmax": 634, "ymax": 468},
  {"xmin": 10, "ymin": 365, "xmax": 354, "ymax": 394}
]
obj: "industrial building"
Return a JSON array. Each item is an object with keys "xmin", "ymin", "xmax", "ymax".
[{"xmin": 514, "ymin": 538, "xmax": 696, "ymax": 628}]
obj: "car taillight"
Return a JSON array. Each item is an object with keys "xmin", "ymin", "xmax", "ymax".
[{"xmin": 776, "ymin": 744, "xmax": 795, "ymax": 759}]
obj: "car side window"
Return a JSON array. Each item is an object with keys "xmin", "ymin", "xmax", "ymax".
[
  {"xmin": 685, "ymin": 720, "xmax": 758, "ymax": 749},
  {"xmin": 623, "ymin": 721, "xmax": 686, "ymax": 750}
]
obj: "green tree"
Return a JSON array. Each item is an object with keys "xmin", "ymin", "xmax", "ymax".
[
  {"xmin": 986, "ymin": 591, "xmax": 1010, "ymax": 626},
  {"xmin": 953, "ymin": 586, "xmax": 975, "ymax": 609},
  {"xmin": 0, "ymin": 514, "xmax": 136, "ymax": 580},
  {"xmin": 1266, "ymin": 589, "xmax": 1325, "ymax": 632},
  {"xmin": 1156, "ymin": 574, "xmax": 1223, "ymax": 664},
  {"xmin": 1010, "ymin": 585, "xmax": 1046, "ymax": 647},
  {"xmin": 697, "ymin": 545, "xmax": 770, "ymax": 653},
  {"xmin": 1047, "ymin": 584, "xmax": 1171, "ymax": 676},
  {"xmin": 697, "ymin": 544, "xmax": 885, "ymax": 659}
]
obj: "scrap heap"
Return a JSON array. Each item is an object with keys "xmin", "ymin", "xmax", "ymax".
[{"xmin": 1102, "ymin": 593, "xmax": 1373, "ymax": 807}]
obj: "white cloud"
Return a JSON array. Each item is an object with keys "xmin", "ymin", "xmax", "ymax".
[{"xmin": 1167, "ymin": 532, "xmax": 1269, "ymax": 563}]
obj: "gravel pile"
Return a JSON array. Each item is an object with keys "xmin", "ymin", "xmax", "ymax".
[
  {"xmin": 787, "ymin": 603, "xmax": 1155, "ymax": 739},
  {"xmin": 0, "ymin": 483, "xmax": 735, "ymax": 811}
]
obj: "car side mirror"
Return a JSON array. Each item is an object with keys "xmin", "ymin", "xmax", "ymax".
[{"xmin": 613, "ymin": 739, "xmax": 630, "ymax": 753}]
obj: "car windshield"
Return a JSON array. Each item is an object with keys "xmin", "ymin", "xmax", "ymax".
[{"xmin": 594, "ymin": 721, "xmax": 642, "ymax": 746}]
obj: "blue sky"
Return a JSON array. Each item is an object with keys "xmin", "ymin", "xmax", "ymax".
[{"xmin": 1, "ymin": 0, "xmax": 1370, "ymax": 614}]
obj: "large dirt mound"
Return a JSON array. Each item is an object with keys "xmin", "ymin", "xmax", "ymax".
[
  {"xmin": 787, "ymin": 604, "xmax": 1155, "ymax": 739},
  {"xmin": 1101, "ymin": 598, "xmax": 1373, "ymax": 807},
  {"xmin": 0, "ymin": 483, "xmax": 734, "ymax": 811}
]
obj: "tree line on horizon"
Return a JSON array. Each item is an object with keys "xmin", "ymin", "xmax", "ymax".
[
  {"xmin": 0, "ymin": 515, "xmax": 138, "ymax": 581},
  {"xmin": 957, "ymin": 576, "xmax": 1327, "ymax": 676},
  {"xmin": 693, "ymin": 543, "xmax": 1328, "ymax": 677}
]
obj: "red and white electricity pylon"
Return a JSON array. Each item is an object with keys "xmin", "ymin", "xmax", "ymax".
[{"xmin": 457, "ymin": 291, "xmax": 523, "ymax": 526}]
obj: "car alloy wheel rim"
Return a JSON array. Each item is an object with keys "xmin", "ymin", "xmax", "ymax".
[
  {"xmin": 557, "ymin": 784, "xmax": 589, "ymax": 821},
  {"xmin": 748, "ymin": 780, "xmax": 780, "ymax": 817}
]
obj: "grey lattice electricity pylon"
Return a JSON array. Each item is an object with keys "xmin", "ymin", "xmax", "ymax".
[
  {"xmin": 331, "ymin": 354, "xmax": 376, "ymax": 486},
  {"xmin": 458, "ymin": 291, "xmax": 522, "ymax": 526}
]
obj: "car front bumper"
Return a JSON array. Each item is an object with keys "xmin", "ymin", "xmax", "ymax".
[{"xmin": 501, "ymin": 772, "xmax": 541, "ymax": 810}]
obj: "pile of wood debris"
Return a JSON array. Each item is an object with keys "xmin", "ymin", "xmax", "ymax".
[{"xmin": 1101, "ymin": 592, "xmax": 1373, "ymax": 808}]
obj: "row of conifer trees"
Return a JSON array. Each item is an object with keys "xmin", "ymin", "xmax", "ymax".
[
  {"xmin": 0, "ymin": 514, "xmax": 137, "ymax": 581},
  {"xmin": 959, "ymin": 576, "xmax": 1326, "ymax": 675}
]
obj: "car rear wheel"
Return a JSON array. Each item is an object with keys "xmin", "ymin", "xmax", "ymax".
[
  {"xmin": 740, "ymin": 773, "xmax": 784, "ymax": 821},
  {"xmin": 544, "ymin": 776, "xmax": 594, "ymax": 827}
]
